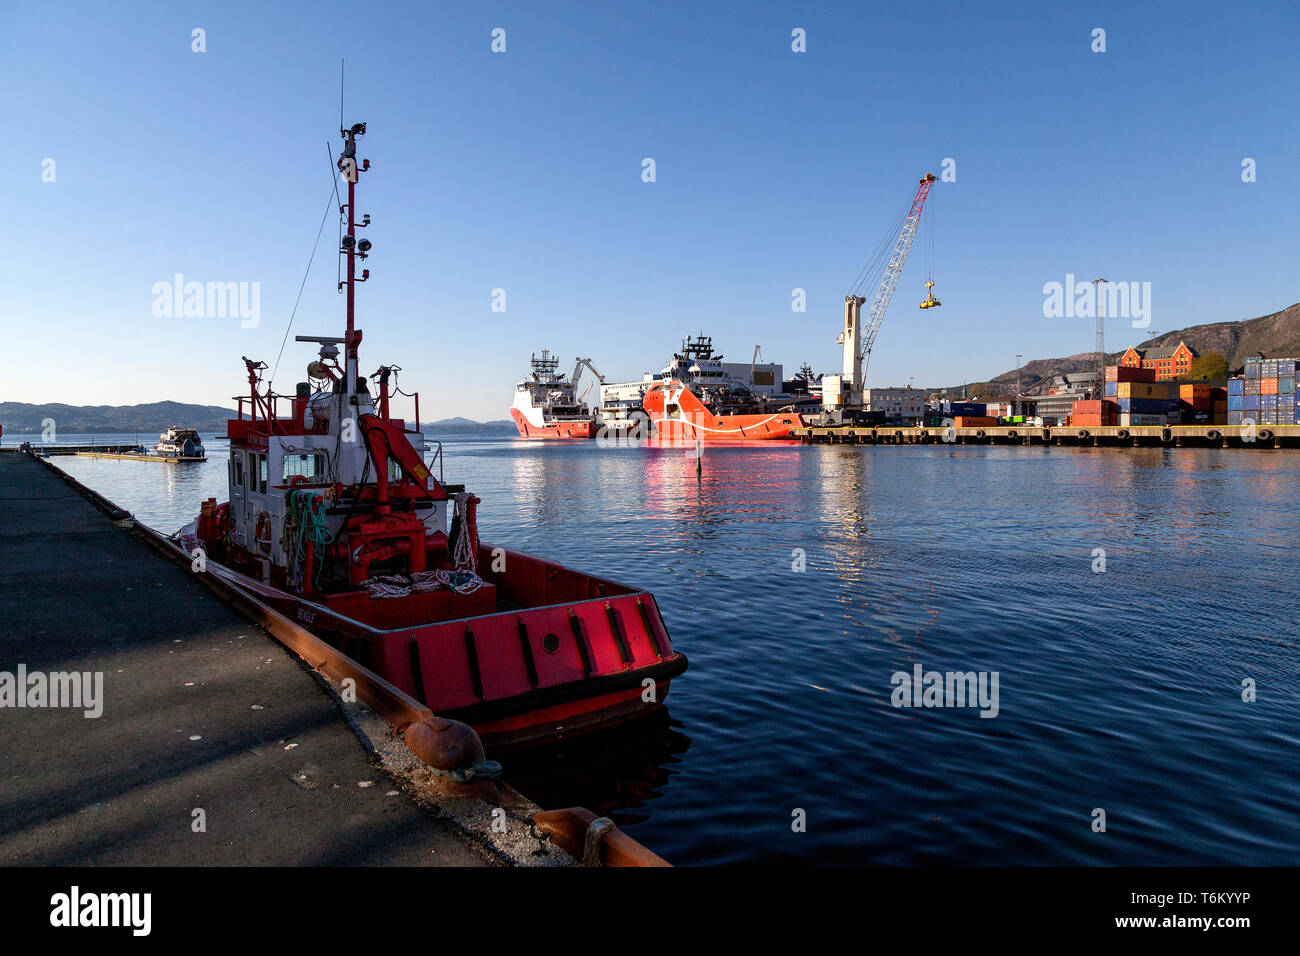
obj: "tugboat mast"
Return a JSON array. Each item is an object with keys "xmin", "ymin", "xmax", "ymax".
[{"xmin": 337, "ymin": 121, "xmax": 371, "ymax": 399}]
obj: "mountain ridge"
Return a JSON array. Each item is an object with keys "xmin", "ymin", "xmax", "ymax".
[{"xmin": 945, "ymin": 302, "xmax": 1300, "ymax": 397}]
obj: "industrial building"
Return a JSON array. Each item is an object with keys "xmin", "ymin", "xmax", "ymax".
[{"xmin": 863, "ymin": 387, "xmax": 925, "ymax": 423}]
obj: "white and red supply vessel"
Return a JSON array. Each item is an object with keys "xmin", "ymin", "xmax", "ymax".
[
  {"xmin": 509, "ymin": 351, "xmax": 600, "ymax": 439},
  {"xmin": 185, "ymin": 120, "xmax": 685, "ymax": 750}
]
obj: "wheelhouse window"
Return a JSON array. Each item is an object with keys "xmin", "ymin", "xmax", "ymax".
[
  {"xmin": 232, "ymin": 455, "xmax": 244, "ymax": 487},
  {"xmin": 282, "ymin": 453, "xmax": 326, "ymax": 481},
  {"xmin": 258, "ymin": 454, "xmax": 268, "ymax": 494}
]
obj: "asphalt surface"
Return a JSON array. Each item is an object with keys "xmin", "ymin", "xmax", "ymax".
[{"xmin": 0, "ymin": 453, "xmax": 486, "ymax": 865}]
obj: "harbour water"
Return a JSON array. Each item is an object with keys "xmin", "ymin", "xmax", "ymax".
[{"xmin": 28, "ymin": 434, "xmax": 1300, "ymax": 865}]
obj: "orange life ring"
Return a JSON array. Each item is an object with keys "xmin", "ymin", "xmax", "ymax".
[{"xmin": 254, "ymin": 511, "xmax": 272, "ymax": 552}]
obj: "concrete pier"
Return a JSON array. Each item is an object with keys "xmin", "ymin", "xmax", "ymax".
[{"xmin": 0, "ymin": 452, "xmax": 487, "ymax": 865}]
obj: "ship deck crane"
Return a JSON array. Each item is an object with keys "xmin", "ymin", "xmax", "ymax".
[
  {"xmin": 570, "ymin": 357, "xmax": 605, "ymax": 406},
  {"xmin": 822, "ymin": 173, "xmax": 937, "ymax": 421}
]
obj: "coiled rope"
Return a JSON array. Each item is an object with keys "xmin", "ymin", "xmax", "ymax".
[
  {"xmin": 285, "ymin": 490, "xmax": 335, "ymax": 591},
  {"xmin": 361, "ymin": 492, "xmax": 483, "ymax": 599}
]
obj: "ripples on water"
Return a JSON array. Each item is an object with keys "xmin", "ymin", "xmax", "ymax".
[{"xmin": 41, "ymin": 434, "xmax": 1300, "ymax": 865}]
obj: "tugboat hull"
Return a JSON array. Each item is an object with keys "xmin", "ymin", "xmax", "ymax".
[{"xmin": 198, "ymin": 541, "xmax": 686, "ymax": 751}]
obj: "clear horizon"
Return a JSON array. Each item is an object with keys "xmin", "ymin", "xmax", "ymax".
[{"xmin": 5, "ymin": 0, "xmax": 1297, "ymax": 421}]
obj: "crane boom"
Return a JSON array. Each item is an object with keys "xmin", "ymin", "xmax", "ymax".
[
  {"xmin": 822, "ymin": 172, "xmax": 936, "ymax": 418},
  {"xmin": 569, "ymin": 357, "xmax": 605, "ymax": 391},
  {"xmin": 858, "ymin": 173, "xmax": 936, "ymax": 374}
]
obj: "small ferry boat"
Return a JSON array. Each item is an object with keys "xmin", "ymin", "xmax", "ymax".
[
  {"xmin": 155, "ymin": 426, "xmax": 205, "ymax": 460},
  {"xmin": 641, "ymin": 336, "xmax": 808, "ymax": 441},
  {"xmin": 182, "ymin": 120, "xmax": 685, "ymax": 751},
  {"xmin": 509, "ymin": 351, "xmax": 600, "ymax": 439}
]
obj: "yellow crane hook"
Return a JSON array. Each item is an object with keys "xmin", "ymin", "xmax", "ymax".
[{"xmin": 920, "ymin": 280, "xmax": 941, "ymax": 310}]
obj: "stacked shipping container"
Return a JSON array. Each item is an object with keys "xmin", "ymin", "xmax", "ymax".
[
  {"xmin": 1229, "ymin": 357, "xmax": 1299, "ymax": 426},
  {"xmin": 1091, "ymin": 365, "xmax": 1229, "ymax": 426},
  {"xmin": 1070, "ymin": 399, "xmax": 1117, "ymax": 426}
]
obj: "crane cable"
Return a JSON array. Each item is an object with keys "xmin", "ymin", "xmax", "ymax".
[
  {"xmin": 924, "ymin": 190, "xmax": 936, "ymax": 284},
  {"xmin": 849, "ymin": 191, "xmax": 912, "ymax": 300}
]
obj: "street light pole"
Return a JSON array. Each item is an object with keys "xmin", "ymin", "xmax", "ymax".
[
  {"xmin": 1092, "ymin": 278, "xmax": 1108, "ymax": 398},
  {"xmin": 1016, "ymin": 353, "xmax": 1023, "ymax": 416}
]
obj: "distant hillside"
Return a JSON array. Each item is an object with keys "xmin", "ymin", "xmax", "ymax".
[
  {"xmin": 0, "ymin": 401, "xmax": 520, "ymax": 437},
  {"xmin": 418, "ymin": 417, "xmax": 516, "ymax": 435},
  {"xmin": 947, "ymin": 303, "xmax": 1300, "ymax": 398},
  {"xmin": 0, "ymin": 401, "xmax": 235, "ymax": 435}
]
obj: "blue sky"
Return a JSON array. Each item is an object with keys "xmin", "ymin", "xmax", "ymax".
[{"xmin": 3, "ymin": 0, "xmax": 1297, "ymax": 420}]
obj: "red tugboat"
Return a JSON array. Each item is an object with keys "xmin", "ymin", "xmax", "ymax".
[{"xmin": 184, "ymin": 120, "xmax": 686, "ymax": 750}]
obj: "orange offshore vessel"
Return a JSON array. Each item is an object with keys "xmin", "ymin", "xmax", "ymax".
[
  {"xmin": 641, "ymin": 336, "xmax": 807, "ymax": 441},
  {"xmin": 182, "ymin": 120, "xmax": 686, "ymax": 751}
]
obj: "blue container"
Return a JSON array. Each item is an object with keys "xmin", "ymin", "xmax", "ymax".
[
  {"xmin": 1245, "ymin": 394, "xmax": 1261, "ymax": 410},
  {"xmin": 1245, "ymin": 360, "xmax": 1262, "ymax": 379},
  {"xmin": 1104, "ymin": 381, "xmax": 1117, "ymax": 398},
  {"xmin": 1228, "ymin": 378, "xmax": 1245, "ymax": 396},
  {"xmin": 1278, "ymin": 360, "xmax": 1296, "ymax": 376},
  {"xmin": 1263, "ymin": 395, "xmax": 1278, "ymax": 409},
  {"xmin": 1118, "ymin": 397, "xmax": 1169, "ymax": 414},
  {"xmin": 1280, "ymin": 377, "xmax": 1294, "ymax": 393},
  {"xmin": 1229, "ymin": 410, "xmax": 1245, "ymax": 425},
  {"xmin": 1228, "ymin": 395, "xmax": 1245, "ymax": 410},
  {"xmin": 1294, "ymin": 408, "xmax": 1300, "ymax": 424}
]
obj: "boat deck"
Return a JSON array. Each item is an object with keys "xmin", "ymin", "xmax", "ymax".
[{"xmin": 0, "ymin": 452, "xmax": 486, "ymax": 865}]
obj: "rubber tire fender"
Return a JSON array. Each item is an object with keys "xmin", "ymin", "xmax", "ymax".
[
  {"xmin": 1117, "ymin": 429, "xmax": 1130, "ymax": 440},
  {"xmin": 1206, "ymin": 429, "xmax": 1221, "ymax": 441},
  {"xmin": 1161, "ymin": 427, "xmax": 1173, "ymax": 442},
  {"xmin": 1077, "ymin": 429, "xmax": 1090, "ymax": 439}
]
